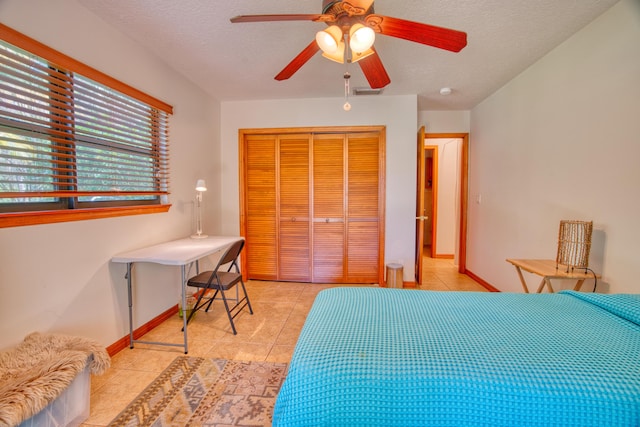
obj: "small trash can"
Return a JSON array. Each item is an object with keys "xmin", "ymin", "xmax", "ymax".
[
  {"xmin": 386, "ymin": 263, "xmax": 404, "ymax": 288},
  {"xmin": 178, "ymin": 293, "xmax": 196, "ymax": 319}
]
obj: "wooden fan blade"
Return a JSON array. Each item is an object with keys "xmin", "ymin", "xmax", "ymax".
[
  {"xmin": 275, "ymin": 41, "xmax": 321, "ymax": 81},
  {"xmin": 230, "ymin": 14, "xmax": 330, "ymax": 23},
  {"xmin": 357, "ymin": 48, "xmax": 390, "ymax": 89},
  {"xmin": 367, "ymin": 15, "xmax": 467, "ymax": 52}
]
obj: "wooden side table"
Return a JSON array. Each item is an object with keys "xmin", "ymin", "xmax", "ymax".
[{"xmin": 506, "ymin": 259, "xmax": 599, "ymax": 293}]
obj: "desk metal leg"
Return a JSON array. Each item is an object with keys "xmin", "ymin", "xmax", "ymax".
[
  {"xmin": 126, "ymin": 263, "xmax": 134, "ymax": 349},
  {"xmin": 181, "ymin": 265, "xmax": 188, "ymax": 354},
  {"xmin": 126, "ymin": 262, "xmax": 189, "ymax": 353}
]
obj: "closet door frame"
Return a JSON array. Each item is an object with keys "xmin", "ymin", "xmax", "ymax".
[{"xmin": 239, "ymin": 125, "xmax": 386, "ymax": 285}]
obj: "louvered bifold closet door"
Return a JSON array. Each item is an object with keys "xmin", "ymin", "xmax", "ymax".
[
  {"xmin": 241, "ymin": 126, "xmax": 384, "ymax": 285},
  {"xmin": 278, "ymin": 134, "xmax": 311, "ymax": 281},
  {"xmin": 347, "ymin": 133, "xmax": 381, "ymax": 282},
  {"xmin": 244, "ymin": 134, "xmax": 278, "ymax": 280},
  {"xmin": 312, "ymin": 134, "xmax": 346, "ymax": 282}
]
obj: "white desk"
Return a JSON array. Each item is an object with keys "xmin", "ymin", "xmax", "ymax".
[{"xmin": 112, "ymin": 236, "xmax": 242, "ymax": 353}]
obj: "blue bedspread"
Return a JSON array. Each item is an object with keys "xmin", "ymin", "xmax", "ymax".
[{"xmin": 273, "ymin": 288, "xmax": 640, "ymax": 426}]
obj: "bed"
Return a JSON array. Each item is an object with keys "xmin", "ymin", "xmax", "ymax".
[{"xmin": 273, "ymin": 287, "xmax": 640, "ymax": 426}]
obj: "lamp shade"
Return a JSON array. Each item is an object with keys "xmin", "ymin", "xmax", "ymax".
[
  {"xmin": 350, "ymin": 47, "xmax": 375, "ymax": 63},
  {"xmin": 349, "ymin": 24, "xmax": 375, "ymax": 53},
  {"xmin": 195, "ymin": 179, "xmax": 207, "ymax": 192},
  {"xmin": 321, "ymin": 40, "xmax": 345, "ymax": 63},
  {"xmin": 316, "ymin": 25, "xmax": 343, "ymax": 53},
  {"xmin": 556, "ymin": 220, "xmax": 592, "ymax": 270}
]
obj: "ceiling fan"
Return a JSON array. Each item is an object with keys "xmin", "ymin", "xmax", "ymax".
[{"xmin": 231, "ymin": 0, "xmax": 467, "ymax": 89}]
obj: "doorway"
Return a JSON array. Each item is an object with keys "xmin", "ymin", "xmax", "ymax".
[
  {"xmin": 415, "ymin": 130, "xmax": 468, "ymax": 284},
  {"xmin": 426, "ymin": 137, "xmax": 461, "ymax": 260},
  {"xmin": 423, "ymin": 146, "xmax": 437, "ymax": 257}
]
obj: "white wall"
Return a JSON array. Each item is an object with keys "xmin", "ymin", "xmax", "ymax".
[
  {"xmin": 0, "ymin": 0, "xmax": 221, "ymax": 349},
  {"xmin": 468, "ymin": 0, "xmax": 640, "ymax": 293},
  {"xmin": 220, "ymin": 96, "xmax": 418, "ymax": 281},
  {"xmin": 419, "ymin": 110, "xmax": 470, "ymax": 134}
]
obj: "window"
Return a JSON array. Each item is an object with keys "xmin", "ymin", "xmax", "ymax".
[{"xmin": 0, "ymin": 24, "xmax": 172, "ymax": 227}]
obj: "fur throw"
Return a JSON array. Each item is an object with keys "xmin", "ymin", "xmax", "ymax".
[{"xmin": 0, "ymin": 332, "xmax": 110, "ymax": 427}]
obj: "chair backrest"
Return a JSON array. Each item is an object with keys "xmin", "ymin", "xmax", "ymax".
[{"xmin": 214, "ymin": 239, "xmax": 245, "ymax": 273}]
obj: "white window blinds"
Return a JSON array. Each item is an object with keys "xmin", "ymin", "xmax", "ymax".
[{"xmin": 0, "ymin": 25, "xmax": 171, "ymax": 212}]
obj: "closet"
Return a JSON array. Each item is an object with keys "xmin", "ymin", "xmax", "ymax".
[{"xmin": 239, "ymin": 126, "xmax": 385, "ymax": 284}]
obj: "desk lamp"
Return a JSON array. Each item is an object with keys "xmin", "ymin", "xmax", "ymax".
[
  {"xmin": 556, "ymin": 220, "xmax": 592, "ymax": 272},
  {"xmin": 192, "ymin": 179, "xmax": 207, "ymax": 238}
]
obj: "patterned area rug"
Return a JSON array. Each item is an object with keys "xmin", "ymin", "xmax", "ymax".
[{"xmin": 108, "ymin": 357, "xmax": 288, "ymax": 427}]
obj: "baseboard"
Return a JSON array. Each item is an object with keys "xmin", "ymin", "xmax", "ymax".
[
  {"xmin": 404, "ymin": 271, "xmax": 499, "ymax": 292},
  {"xmin": 106, "ymin": 304, "xmax": 179, "ymax": 357},
  {"xmin": 466, "ymin": 269, "xmax": 501, "ymax": 292}
]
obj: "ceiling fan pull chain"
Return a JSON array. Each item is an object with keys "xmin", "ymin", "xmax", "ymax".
[{"xmin": 343, "ymin": 71, "xmax": 351, "ymax": 111}]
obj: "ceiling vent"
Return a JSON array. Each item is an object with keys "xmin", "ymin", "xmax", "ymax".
[{"xmin": 353, "ymin": 87, "xmax": 383, "ymax": 96}]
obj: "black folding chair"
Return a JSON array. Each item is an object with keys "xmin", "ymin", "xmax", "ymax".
[{"xmin": 184, "ymin": 239, "xmax": 253, "ymax": 334}]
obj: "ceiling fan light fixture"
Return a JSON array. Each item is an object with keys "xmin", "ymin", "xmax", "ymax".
[
  {"xmin": 231, "ymin": 1, "xmax": 467, "ymax": 90},
  {"xmin": 350, "ymin": 47, "xmax": 375, "ymax": 63},
  {"xmin": 349, "ymin": 23, "xmax": 375, "ymax": 53},
  {"xmin": 316, "ymin": 25, "xmax": 343, "ymax": 53},
  {"xmin": 322, "ymin": 40, "xmax": 345, "ymax": 63}
]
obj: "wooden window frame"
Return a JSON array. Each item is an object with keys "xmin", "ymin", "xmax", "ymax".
[{"xmin": 0, "ymin": 24, "xmax": 172, "ymax": 228}]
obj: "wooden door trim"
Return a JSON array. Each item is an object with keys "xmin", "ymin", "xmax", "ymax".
[
  {"xmin": 239, "ymin": 125, "xmax": 385, "ymax": 135},
  {"xmin": 424, "ymin": 133, "xmax": 469, "ymax": 274},
  {"xmin": 414, "ymin": 127, "xmax": 425, "ymax": 284},
  {"xmin": 377, "ymin": 127, "xmax": 387, "ymax": 285}
]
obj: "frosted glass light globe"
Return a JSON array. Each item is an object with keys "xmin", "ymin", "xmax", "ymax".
[{"xmin": 350, "ymin": 24, "xmax": 375, "ymax": 53}]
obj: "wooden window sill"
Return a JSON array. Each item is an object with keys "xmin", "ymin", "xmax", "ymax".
[{"xmin": 0, "ymin": 204, "xmax": 171, "ymax": 228}]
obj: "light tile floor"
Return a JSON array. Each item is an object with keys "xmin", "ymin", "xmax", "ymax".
[
  {"xmin": 82, "ymin": 256, "xmax": 488, "ymax": 426},
  {"xmin": 418, "ymin": 256, "xmax": 490, "ymax": 292}
]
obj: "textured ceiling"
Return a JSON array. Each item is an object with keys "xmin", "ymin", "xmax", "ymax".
[{"xmin": 77, "ymin": 0, "xmax": 619, "ymax": 110}]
